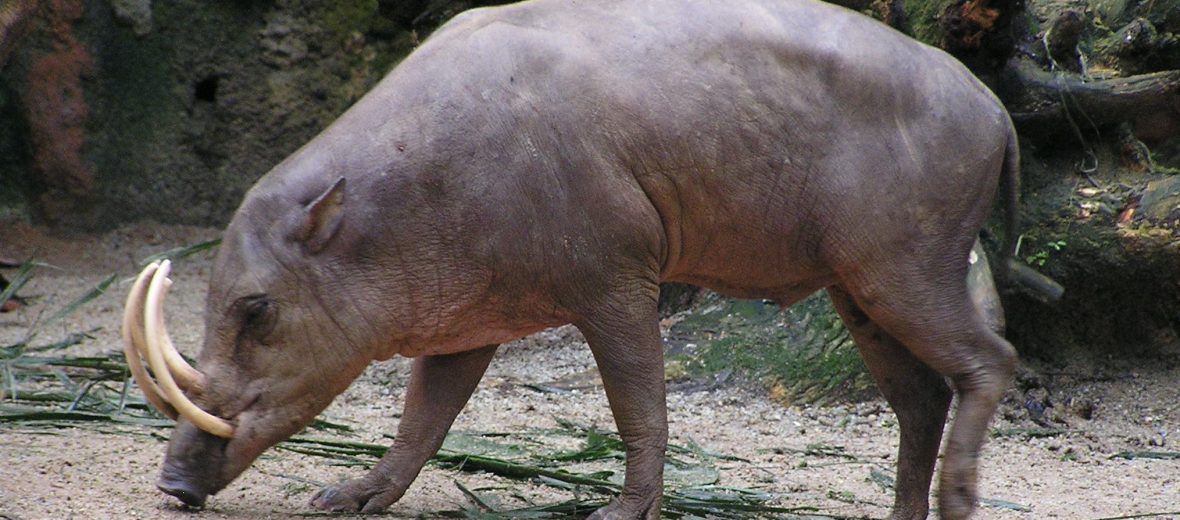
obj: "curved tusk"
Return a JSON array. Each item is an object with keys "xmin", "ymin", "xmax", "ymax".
[
  {"xmin": 121, "ymin": 262, "xmax": 178, "ymax": 420},
  {"xmin": 144, "ymin": 260, "xmax": 236, "ymax": 438},
  {"xmin": 147, "ymin": 270, "xmax": 206, "ymax": 392}
]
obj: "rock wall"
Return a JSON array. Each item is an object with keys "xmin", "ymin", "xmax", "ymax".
[{"xmin": 0, "ymin": 0, "xmax": 508, "ymax": 228}]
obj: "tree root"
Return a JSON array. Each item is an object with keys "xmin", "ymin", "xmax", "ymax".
[{"xmin": 1002, "ymin": 60, "xmax": 1180, "ymax": 141}]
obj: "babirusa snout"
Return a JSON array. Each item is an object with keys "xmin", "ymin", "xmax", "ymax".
[{"xmin": 121, "ymin": 260, "xmax": 235, "ymax": 438}]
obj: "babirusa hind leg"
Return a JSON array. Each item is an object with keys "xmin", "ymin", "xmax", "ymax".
[{"xmin": 839, "ymin": 265, "xmax": 1016, "ymax": 520}]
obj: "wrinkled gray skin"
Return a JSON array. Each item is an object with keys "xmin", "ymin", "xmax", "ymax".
[{"xmin": 157, "ymin": 0, "xmax": 1020, "ymax": 519}]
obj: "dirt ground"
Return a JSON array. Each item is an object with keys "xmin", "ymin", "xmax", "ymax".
[{"xmin": 1, "ymin": 220, "xmax": 1178, "ymax": 520}]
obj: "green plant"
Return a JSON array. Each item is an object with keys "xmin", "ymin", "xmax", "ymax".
[
  {"xmin": 1026, "ymin": 240, "xmax": 1067, "ymax": 267},
  {"xmin": 668, "ymin": 293, "xmax": 875, "ymax": 405}
]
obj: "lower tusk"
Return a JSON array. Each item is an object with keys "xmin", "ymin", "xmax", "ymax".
[
  {"xmin": 143, "ymin": 260, "xmax": 235, "ymax": 438},
  {"xmin": 121, "ymin": 262, "xmax": 178, "ymax": 420}
]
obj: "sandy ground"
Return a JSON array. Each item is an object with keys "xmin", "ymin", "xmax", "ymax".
[{"xmin": 1, "ymin": 220, "xmax": 1178, "ymax": 520}]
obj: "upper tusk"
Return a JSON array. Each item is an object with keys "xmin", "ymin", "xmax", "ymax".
[
  {"xmin": 121, "ymin": 262, "xmax": 178, "ymax": 420},
  {"xmin": 151, "ymin": 277, "xmax": 207, "ymax": 392},
  {"xmin": 143, "ymin": 260, "xmax": 235, "ymax": 438}
]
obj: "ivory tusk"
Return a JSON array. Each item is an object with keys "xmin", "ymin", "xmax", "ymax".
[
  {"xmin": 121, "ymin": 262, "xmax": 178, "ymax": 420},
  {"xmin": 143, "ymin": 260, "xmax": 235, "ymax": 438},
  {"xmin": 151, "ymin": 277, "xmax": 207, "ymax": 392}
]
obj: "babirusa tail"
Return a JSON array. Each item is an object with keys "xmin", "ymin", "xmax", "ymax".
[{"xmin": 1000, "ymin": 126, "xmax": 1065, "ymax": 302}]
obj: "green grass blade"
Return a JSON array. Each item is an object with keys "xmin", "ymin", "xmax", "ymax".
[
  {"xmin": 454, "ymin": 479, "xmax": 500, "ymax": 513},
  {"xmin": 140, "ymin": 239, "xmax": 222, "ymax": 266},
  {"xmin": 1092, "ymin": 512, "xmax": 1180, "ymax": 520},
  {"xmin": 25, "ymin": 330, "xmax": 95, "ymax": 354},
  {"xmin": 0, "ymin": 259, "xmax": 36, "ymax": 309},
  {"xmin": 3, "ymin": 363, "xmax": 16, "ymax": 401},
  {"xmin": 36, "ymin": 274, "xmax": 116, "ymax": 332},
  {"xmin": 117, "ymin": 376, "xmax": 131, "ymax": 412},
  {"xmin": 66, "ymin": 380, "xmax": 98, "ymax": 412}
]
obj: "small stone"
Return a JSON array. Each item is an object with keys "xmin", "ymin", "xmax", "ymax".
[
  {"xmin": 1139, "ymin": 176, "xmax": 1180, "ymax": 224},
  {"xmin": 110, "ymin": 0, "xmax": 153, "ymax": 36}
]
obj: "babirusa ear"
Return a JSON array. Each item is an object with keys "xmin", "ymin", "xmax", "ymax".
[{"xmin": 297, "ymin": 177, "xmax": 346, "ymax": 253}]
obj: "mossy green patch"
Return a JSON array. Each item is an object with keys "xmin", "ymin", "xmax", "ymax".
[
  {"xmin": 904, "ymin": 0, "xmax": 952, "ymax": 46},
  {"xmin": 1093, "ymin": 0, "xmax": 1180, "ymax": 29},
  {"xmin": 321, "ymin": 0, "xmax": 380, "ymax": 37},
  {"xmin": 668, "ymin": 293, "xmax": 875, "ymax": 405}
]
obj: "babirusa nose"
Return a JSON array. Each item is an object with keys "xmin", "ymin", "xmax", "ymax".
[{"xmin": 157, "ymin": 473, "xmax": 209, "ymax": 508}]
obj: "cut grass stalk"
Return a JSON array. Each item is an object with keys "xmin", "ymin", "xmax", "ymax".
[
  {"xmin": 454, "ymin": 479, "xmax": 500, "ymax": 513},
  {"xmin": 10, "ymin": 354, "xmax": 133, "ymax": 379},
  {"xmin": 1111, "ymin": 451, "xmax": 1180, "ymax": 460},
  {"xmin": 774, "ymin": 443, "xmax": 863, "ymax": 461},
  {"xmin": 979, "ymin": 497, "xmax": 1033, "ymax": 512},
  {"xmin": 552, "ymin": 418, "xmax": 747, "ymax": 463},
  {"xmin": 436, "ymin": 451, "xmax": 620, "ymax": 489},
  {"xmin": 1, "ymin": 331, "xmax": 92, "ymax": 360},
  {"xmin": 0, "ymin": 409, "xmax": 172, "ymax": 427},
  {"xmin": 1092, "ymin": 512, "xmax": 1180, "ymax": 520}
]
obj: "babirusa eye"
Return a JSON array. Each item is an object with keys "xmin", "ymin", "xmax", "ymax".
[
  {"xmin": 238, "ymin": 295, "xmax": 278, "ymax": 339},
  {"xmin": 244, "ymin": 298, "xmax": 270, "ymax": 324}
]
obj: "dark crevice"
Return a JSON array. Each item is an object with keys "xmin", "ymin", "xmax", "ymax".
[{"xmin": 194, "ymin": 75, "xmax": 219, "ymax": 104}]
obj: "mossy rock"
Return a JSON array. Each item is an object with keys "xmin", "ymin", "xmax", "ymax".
[
  {"xmin": 1092, "ymin": 0, "xmax": 1134, "ymax": 25},
  {"xmin": 1139, "ymin": 176, "xmax": 1180, "ymax": 225},
  {"xmin": 1093, "ymin": 0, "xmax": 1180, "ymax": 31}
]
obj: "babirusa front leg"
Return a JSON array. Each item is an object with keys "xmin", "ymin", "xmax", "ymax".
[
  {"xmin": 577, "ymin": 288, "xmax": 667, "ymax": 520},
  {"xmin": 310, "ymin": 344, "xmax": 499, "ymax": 512}
]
